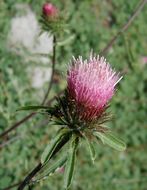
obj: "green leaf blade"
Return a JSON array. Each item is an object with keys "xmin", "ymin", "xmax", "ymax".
[
  {"xmin": 17, "ymin": 105, "xmax": 49, "ymax": 111},
  {"xmin": 64, "ymin": 136, "xmax": 79, "ymax": 190},
  {"xmin": 41, "ymin": 129, "xmax": 70, "ymax": 164},
  {"xmin": 32, "ymin": 154, "xmax": 67, "ymax": 183},
  {"xmin": 94, "ymin": 132, "xmax": 126, "ymax": 151},
  {"xmin": 84, "ymin": 136, "xmax": 96, "ymax": 163}
]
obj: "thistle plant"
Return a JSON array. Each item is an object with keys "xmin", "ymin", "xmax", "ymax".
[{"xmin": 18, "ymin": 54, "xmax": 126, "ymax": 189}]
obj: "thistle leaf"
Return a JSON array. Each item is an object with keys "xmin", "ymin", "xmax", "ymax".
[
  {"xmin": 64, "ymin": 136, "xmax": 79, "ymax": 190},
  {"xmin": 32, "ymin": 154, "xmax": 67, "ymax": 183},
  {"xmin": 17, "ymin": 106, "xmax": 58, "ymax": 116},
  {"xmin": 57, "ymin": 35, "xmax": 75, "ymax": 46},
  {"xmin": 41, "ymin": 129, "xmax": 70, "ymax": 164},
  {"xmin": 17, "ymin": 106, "xmax": 49, "ymax": 111},
  {"xmin": 84, "ymin": 136, "xmax": 96, "ymax": 163},
  {"xmin": 94, "ymin": 132, "xmax": 126, "ymax": 151}
]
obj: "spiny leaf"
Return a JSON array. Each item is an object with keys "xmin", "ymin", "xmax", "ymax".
[
  {"xmin": 94, "ymin": 132, "xmax": 126, "ymax": 151},
  {"xmin": 41, "ymin": 129, "xmax": 70, "ymax": 164},
  {"xmin": 64, "ymin": 135, "xmax": 79, "ymax": 190},
  {"xmin": 32, "ymin": 154, "xmax": 67, "ymax": 183}
]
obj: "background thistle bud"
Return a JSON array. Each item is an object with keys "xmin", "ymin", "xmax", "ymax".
[
  {"xmin": 40, "ymin": 2, "xmax": 67, "ymax": 35},
  {"xmin": 42, "ymin": 3, "xmax": 58, "ymax": 18}
]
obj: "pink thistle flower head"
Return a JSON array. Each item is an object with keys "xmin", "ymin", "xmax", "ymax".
[
  {"xmin": 67, "ymin": 54, "xmax": 122, "ymax": 121},
  {"xmin": 42, "ymin": 3, "xmax": 58, "ymax": 17}
]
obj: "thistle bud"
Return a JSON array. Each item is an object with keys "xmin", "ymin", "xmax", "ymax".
[
  {"xmin": 42, "ymin": 3, "xmax": 58, "ymax": 18},
  {"xmin": 41, "ymin": 3, "xmax": 66, "ymax": 35}
]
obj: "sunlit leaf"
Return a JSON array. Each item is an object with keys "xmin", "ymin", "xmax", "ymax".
[
  {"xmin": 57, "ymin": 35, "xmax": 75, "ymax": 46},
  {"xmin": 94, "ymin": 132, "xmax": 126, "ymax": 151}
]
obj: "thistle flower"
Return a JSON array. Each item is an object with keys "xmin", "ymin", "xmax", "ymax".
[
  {"xmin": 42, "ymin": 3, "xmax": 58, "ymax": 18},
  {"xmin": 67, "ymin": 54, "xmax": 122, "ymax": 121}
]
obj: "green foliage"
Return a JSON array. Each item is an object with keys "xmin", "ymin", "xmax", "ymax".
[
  {"xmin": 84, "ymin": 136, "xmax": 96, "ymax": 163},
  {"xmin": 32, "ymin": 153, "xmax": 67, "ymax": 183},
  {"xmin": 64, "ymin": 135, "xmax": 79, "ymax": 190},
  {"xmin": 0, "ymin": 0, "xmax": 147, "ymax": 190},
  {"xmin": 17, "ymin": 106, "xmax": 50, "ymax": 111},
  {"xmin": 41, "ymin": 128, "xmax": 71, "ymax": 164},
  {"xmin": 94, "ymin": 132, "xmax": 126, "ymax": 151}
]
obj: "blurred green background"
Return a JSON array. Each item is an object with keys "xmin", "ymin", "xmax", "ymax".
[{"xmin": 0, "ymin": 0, "xmax": 147, "ymax": 189}]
